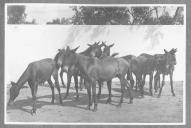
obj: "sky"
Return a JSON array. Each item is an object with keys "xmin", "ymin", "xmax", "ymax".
[
  {"xmin": 5, "ymin": 25, "xmax": 185, "ymax": 84},
  {"xmin": 25, "ymin": 5, "xmax": 74, "ymax": 24}
]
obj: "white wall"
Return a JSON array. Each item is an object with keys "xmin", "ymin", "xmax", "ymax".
[{"xmin": 5, "ymin": 25, "xmax": 185, "ymax": 84}]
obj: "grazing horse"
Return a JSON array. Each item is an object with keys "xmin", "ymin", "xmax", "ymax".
[
  {"xmin": 58, "ymin": 46, "xmax": 133, "ymax": 111},
  {"xmin": 8, "ymin": 58, "xmax": 62, "ymax": 114},
  {"xmin": 154, "ymin": 48, "xmax": 177, "ymax": 97}
]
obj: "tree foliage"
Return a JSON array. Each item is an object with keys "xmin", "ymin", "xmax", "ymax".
[
  {"xmin": 47, "ymin": 6, "xmax": 184, "ymax": 25},
  {"xmin": 7, "ymin": 5, "xmax": 36, "ymax": 24}
]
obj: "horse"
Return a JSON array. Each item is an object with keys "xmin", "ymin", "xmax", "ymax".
[
  {"xmin": 56, "ymin": 42, "xmax": 104, "ymax": 100},
  {"xmin": 97, "ymin": 43, "xmax": 122, "ymax": 98},
  {"xmin": 124, "ymin": 54, "xmax": 156, "ymax": 97},
  {"xmin": 8, "ymin": 58, "xmax": 62, "ymax": 115},
  {"xmin": 78, "ymin": 41, "xmax": 104, "ymax": 90},
  {"xmin": 58, "ymin": 46, "xmax": 133, "ymax": 111},
  {"xmin": 154, "ymin": 48, "xmax": 177, "ymax": 97},
  {"xmin": 122, "ymin": 55, "xmax": 137, "ymax": 89},
  {"xmin": 138, "ymin": 53, "xmax": 156, "ymax": 96}
]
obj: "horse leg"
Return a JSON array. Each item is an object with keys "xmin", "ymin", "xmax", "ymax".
[
  {"xmin": 47, "ymin": 79, "xmax": 55, "ymax": 103},
  {"xmin": 158, "ymin": 74, "xmax": 165, "ymax": 98},
  {"xmin": 79, "ymin": 76, "xmax": 84, "ymax": 90},
  {"xmin": 74, "ymin": 75, "xmax": 79, "ymax": 100},
  {"xmin": 124, "ymin": 78, "xmax": 133, "ymax": 104},
  {"xmin": 92, "ymin": 80, "xmax": 97, "ymax": 112},
  {"xmin": 118, "ymin": 77, "xmax": 126, "ymax": 106},
  {"xmin": 127, "ymin": 72, "xmax": 134, "ymax": 88},
  {"xmin": 154, "ymin": 71, "xmax": 159, "ymax": 93},
  {"xmin": 139, "ymin": 75, "xmax": 145, "ymax": 97},
  {"xmin": 31, "ymin": 82, "xmax": 38, "ymax": 115},
  {"xmin": 142, "ymin": 74, "xmax": 146, "ymax": 87},
  {"xmin": 60, "ymin": 69, "xmax": 66, "ymax": 88},
  {"xmin": 53, "ymin": 71, "xmax": 62, "ymax": 104},
  {"xmin": 158, "ymin": 74, "xmax": 161, "ymax": 89},
  {"xmin": 130, "ymin": 76, "xmax": 134, "ymax": 89},
  {"xmin": 149, "ymin": 73, "xmax": 153, "ymax": 96},
  {"xmin": 97, "ymin": 80, "xmax": 102, "ymax": 98},
  {"xmin": 135, "ymin": 77, "xmax": 138, "ymax": 91},
  {"xmin": 170, "ymin": 72, "xmax": 175, "ymax": 96},
  {"xmin": 106, "ymin": 80, "xmax": 112, "ymax": 104},
  {"xmin": 64, "ymin": 73, "xmax": 71, "ymax": 99},
  {"xmin": 85, "ymin": 80, "xmax": 92, "ymax": 110},
  {"xmin": 28, "ymin": 81, "xmax": 35, "ymax": 114}
]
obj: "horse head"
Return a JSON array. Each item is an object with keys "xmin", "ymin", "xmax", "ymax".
[
  {"xmin": 164, "ymin": 48, "xmax": 177, "ymax": 70},
  {"xmin": 8, "ymin": 81, "xmax": 20, "ymax": 106},
  {"xmin": 101, "ymin": 43, "xmax": 115, "ymax": 58}
]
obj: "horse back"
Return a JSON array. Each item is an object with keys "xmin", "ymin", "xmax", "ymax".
[{"xmin": 29, "ymin": 58, "xmax": 56, "ymax": 83}]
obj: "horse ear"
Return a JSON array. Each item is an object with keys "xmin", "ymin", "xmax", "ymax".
[
  {"xmin": 11, "ymin": 81, "xmax": 16, "ymax": 86},
  {"xmin": 171, "ymin": 48, "xmax": 177, "ymax": 54},
  {"xmin": 72, "ymin": 46, "xmax": 80, "ymax": 52},
  {"xmin": 164, "ymin": 49, "xmax": 168, "ymax": 54},
  {"xmin": 88, "ymin": 44, "xmax": 92, "ymax": 47},
  {"xmin": 66, "ymin": 46, "xmax": 70, "ymax": 50},
  {"xmin": 111, "ymin": 53, "xmax": 119, "ymax": 57},
  {"xmin": 174, "ymin": 48, "xmax": 177, "ymax": 53},
  {"xmin": 58, "ymin": 49, "xmax": 61, "ymax": 52},
  {"xmin": 109, "ymin": 43, "xmax": 114, "ymax": 48}
]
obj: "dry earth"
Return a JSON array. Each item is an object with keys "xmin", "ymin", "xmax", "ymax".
[{"xmin": 6, "ymin": 81, "xmax": 183, "ymax": 123}]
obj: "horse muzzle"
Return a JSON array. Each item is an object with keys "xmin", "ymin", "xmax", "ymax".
[
  {"xmin": 8, "ymin": 100, "xmax": 14, "ymax": 106},
  {"xmin": 63, "ymin": 66, "xmax": 69, "ymax": 72}
]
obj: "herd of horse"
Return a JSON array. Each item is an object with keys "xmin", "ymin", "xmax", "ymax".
[{"xmin": 8, "ymin": 41, "xmax": 177, "ymax": 115}]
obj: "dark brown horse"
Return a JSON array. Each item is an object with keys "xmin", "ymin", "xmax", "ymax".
[
  {"xmin": 78, "ymin": 41, "xmax": 104, "ymax": 90},
  {"xmin": 138, "ymin": 53, "xmax": 156, "ymax": 96},
  {"xmin": 97, "ymin": 42, "xmax": 115, "ymax": 98},
  {"xmin": 56, "ymin": 42, "xmax": 104, "ymax": 100},
  {"xmin": 8, "ymin": 58, "xmax": 62, "ymax": 114},
  {"xmin": 58, "ymin": 46, "xmax": 133, "ymax": 111},
  {"xmin": 154, "ymin": 48, "xmax": 177, "ymax": 97},
  {"xmin": 123, "ymin": 53, "xmax": 156, "ymax": 96}
]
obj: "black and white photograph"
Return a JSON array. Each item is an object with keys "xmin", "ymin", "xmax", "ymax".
[{"xmin": 4, "ymin": 3, "xmax": 185, "ymax": 125}]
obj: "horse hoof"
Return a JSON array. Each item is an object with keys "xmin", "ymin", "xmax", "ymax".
[
  {"xmin": 75, "ymin": 97, "xmax": 79, "ymax": 101},
  {"xmin": 172, "ymin": 93, "xmax": 175, "ymax": 96},
  {"xmin": 31, "ymin": 109, "xmax": 36, "ymax": 115},
  {"xmin": 157, "ymin": 95, "xmax": 161, "ymax": 98},
  {"xmin": 106, "ymin": 99, "xmax": 111, "ymax": 104},
  {"xmin": 92, "ymin": 108, "xmax": 97, "ymax": 112},
  {"xmin": 86, "ymin": 105, "xmax": 91, "ymax": 110},
  {"xmin": 117, "ymin": 103, "xmax": 122, "ymax": 108},
  {"xmin": 129, "ymin": 99, "xmax": 133, "ymax": 104},
  {"xmin": 51, "ymin": 100, "xmax": 54, "ymax": 104},
  {"xmin": 97, "ymin": 95, "xmax": 101, "ymax": 99},
  {"xmin": 64, "ymin": 95, "xmax": 68, "ymax": 99}
]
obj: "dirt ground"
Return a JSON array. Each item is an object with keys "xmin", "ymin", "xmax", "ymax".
[{"xmin": 6, "ymin": 81, "xmax": 183, "ymax": 123}]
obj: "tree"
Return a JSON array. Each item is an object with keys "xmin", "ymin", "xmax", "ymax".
[
  {"xmin": 7, "ymin": 5, "xmax": 26, "ymax": 24},
  {"xmin": 46, "ymin": 6, "xmax": 184, "ymax": 25},
  {"xmin": 70, "ymin": 6, "xmax": 130, "ymax": 25}
]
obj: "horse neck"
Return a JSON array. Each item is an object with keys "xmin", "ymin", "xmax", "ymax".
[
  {"xmin": 80, "ymin": 47, "xmax": 92, "ymax": 56},
  {"xmin": 53, "ymin": 53, "xmax": 60, "ymax": 68},
  {"xmin": 75, "ymin": 54, "xmax": 89, "ymax": 74},
  {"xmin": 16, "ymin": 66, "xmax": 30, "ymax": 89}
]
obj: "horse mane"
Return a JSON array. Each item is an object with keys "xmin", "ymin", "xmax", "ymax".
[{"xmin": 80, "ymin": 46, "xmax": 93, "ymax": 55}]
